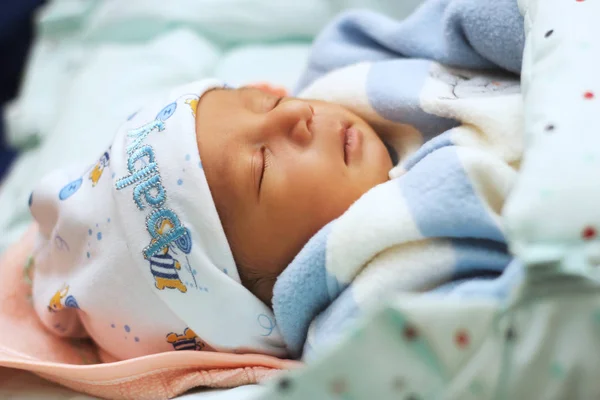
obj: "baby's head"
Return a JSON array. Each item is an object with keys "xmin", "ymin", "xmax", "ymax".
[{"xmin": 195, "ymin": 86, "xmax": 393, "ymax": 304}]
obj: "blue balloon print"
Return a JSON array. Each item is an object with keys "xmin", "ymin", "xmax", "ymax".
[
  {"xmin": 59, "ymin": 177, "xmax": 83, "ymax": 200},
  {"xmin": 156, "ymin": 102, "xmax": 177, "ymax": 121},
  {"xmin": 127, "ymin": 111, "xmax": 138, "ymax": 121},
  {"xmin": 174, "ymin": 228, "xmax": 192, "ymax": 254},
  {"xmin": 28, "ymin": 192, "xmax": 33, "ymax": 207},
  {"xmin": 64, "ymin": 295, "xmax": 79, "ymax": 309},
  {"xmin": 124, "ymin": 325, "xmax": 131, "ymax": 333},
  {"xmin": 257, "ymin": 314, "xmax": 275, "ymax": 337}
]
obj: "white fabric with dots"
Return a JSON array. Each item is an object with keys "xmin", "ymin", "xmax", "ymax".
[
  {"xmin": 504, "ymin": 0, "xmax": 600, "ymax": 268},
  {"xmin": 257, "ymin": 276, "xmax": 600, "ymax": 400}
]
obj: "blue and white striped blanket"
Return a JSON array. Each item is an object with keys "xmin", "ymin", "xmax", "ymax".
[{"xmin": 272, "ymin": 0, "xmax": 526, "ymax": 359}]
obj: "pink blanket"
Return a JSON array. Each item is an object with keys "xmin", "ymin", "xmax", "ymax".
[{"xmin": 0, "ymin": 225, "xmax": 300, "ymax": 399}]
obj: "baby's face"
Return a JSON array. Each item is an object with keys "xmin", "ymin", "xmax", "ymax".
[{"xmin": 195, "ymin": 87, "xmax": 392, "ymax": 304}]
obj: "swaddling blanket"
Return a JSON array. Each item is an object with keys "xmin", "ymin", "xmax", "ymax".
[{"xmin": 273, "ymin": 0, "xmax": 525, "ymax": 358}]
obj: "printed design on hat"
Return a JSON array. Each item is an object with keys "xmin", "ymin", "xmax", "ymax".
[
  {"xmin": 116, "ymin": 100, "xmax": 200, "ymax": 295},
  {"xmin": 166, "ymin": 327, "xmax": 206, "ymax": 351},
  {"xmin": 185, "ymin": 97, "xmax": 199, "ymax": 118},
  {"xmin": 54, "ymin": 234, "xmax": 70, "ymax": 252},
  {"xmin": 47, "ymin": 284, "xmax": 79, "ymax": 312},
  {"xmin": 148, "ymin": 219, "xmax": 188, "ymax": 293},
  {"xmin": 89, "ymin": 151, "xmax": 110, "ymax": 187},
  {"xmin": 59, "ymin": 177, "xmax": 83, "ymax": 200},
  {"xmin": 257, "ymin": 314, "xmax": 276, "ymax": 337},
  {"xmin": 156, "ymin": 102, "xmax": 177, "ymax": 121}
]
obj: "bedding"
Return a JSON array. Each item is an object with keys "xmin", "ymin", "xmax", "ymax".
[
  {"xmin": 503, "ymin": 0, "xmax": 600, "ymax": 267},
  {"xmin": 259, "ymin": 259, "xmax": 600, "ymax": 399},
  {"xmin": 273, "ymin": 0, "xmax": 525, "ymax": 359}
]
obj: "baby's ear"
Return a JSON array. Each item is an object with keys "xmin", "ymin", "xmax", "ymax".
[{"xmin": 245, "ymin": 82, "xmax": 289, "ymax": 98}]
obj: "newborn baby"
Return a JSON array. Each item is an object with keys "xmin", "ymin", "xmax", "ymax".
[{"xmin": 29, "ymin": 79, "xmax": 393, "ymax": 360}]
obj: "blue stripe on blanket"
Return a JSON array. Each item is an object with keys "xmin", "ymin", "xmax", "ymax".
[
  {"xmin": 273, "ymin": 224, "xmax": 333, "ymax": 357},
  {"xmin": 400, "ymin": 145, "xmax": 505, "ymax": 242},
  {"xmin": 403, "ymin": 131, "xmax": 455, "ymax": 171},
  {"xmin": 429, "ymin": 259, "xmax": 524, "ymax": 300},
  {"xmin": 367, "ymin": 60, "xmax": 458, "ymax": 140},
  {"xmin": 452, "ymin": 239, "xmax": 510, "ymax": 278}
]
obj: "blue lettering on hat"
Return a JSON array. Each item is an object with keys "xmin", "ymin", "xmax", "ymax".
[
  {"xmin": 174, "ymin": 228, "xmax": 192, "ymax": 254},
  {"xmin": 126, "ymin": 120, "xmax": 165, "ymax": 155},
  {"xmin": 133, "ymin": 174, "xmax": 166, "ymax": 210},
  {"xmin": 115, "ymin": 145, "xmax": 158, "ymax": 191},
  {"xmin": 116, "ymin": 102, "xmax": 193, "ymax": 259}
]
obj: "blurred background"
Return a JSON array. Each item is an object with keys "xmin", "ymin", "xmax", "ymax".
[
  {"xmin": 0, "ymin": 0, "xmax": 45, "ymax": 179},
  {"xmin": 0, "ymin": 0, "xmax": 423, "ymax": 252}
]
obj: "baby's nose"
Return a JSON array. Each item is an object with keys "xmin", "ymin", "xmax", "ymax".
[{"xmin": 266, "ymin": 100, "xmax": 314, "ymax": 146}]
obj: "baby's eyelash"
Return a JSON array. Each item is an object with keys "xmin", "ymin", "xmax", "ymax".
[
  {"xmin": 258, "ymin": 147, "xmax": 274, "ymax": 192},
  {"xmin": 263, "ymin": 147, "xmax": 272, "ymax": 171},
  {"xmin": 272, "ymin": 97, "xmax": 283, "ymax": 109},
  {"xmin": 258, "ymin": 146, "xmax": 271, "ymax": 192},
  {"xmin": 257, "ymin": 147, "xmax": 266, "ymax": 191}
]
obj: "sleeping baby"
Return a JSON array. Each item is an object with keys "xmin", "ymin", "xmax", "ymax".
[{"xmin": 28, "ymin": 79, "xmax": 395, "ymax": 360}]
